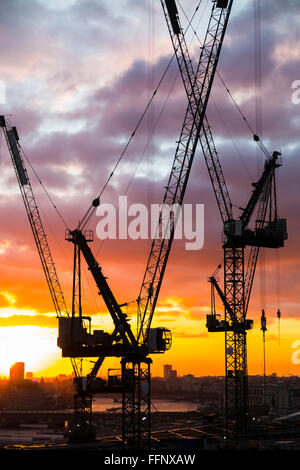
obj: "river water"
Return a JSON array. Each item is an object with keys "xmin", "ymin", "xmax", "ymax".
[
  {"xmin": 93, "ymin": 397, "xmax": 198, "ymax": 412},
  {"xmin": 0, "ymin": 399, "xmax": 198, "ymax": 444}
]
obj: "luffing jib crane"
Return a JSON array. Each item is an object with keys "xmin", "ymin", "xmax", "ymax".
[
  {"xmin": 207, "ymin": 151, "xmax": 287, "ymax": 439},
  {"xmin": 0, "ymin": 115, "xmax": 93, "ymax": 436},
  {"xmin": 162, "ymin": 1, "xmax": 287, "ymax": 442},
  {"xmin": 57, "ymin": 0, "xmax": 234, "ymax": 445}
]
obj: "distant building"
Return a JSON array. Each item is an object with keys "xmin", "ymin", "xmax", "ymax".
[
  {"xmin": 26, "ymin": 371, "xmax": 33, "ymax": 381},
  {"xmin": 180, "ymin": 374, "xmax": 201, "ymax": 393},
  {"xmin": 2, "ymin": 381, "xmax": 44, "ymax": 410},
  {"xmin": 163, "ymin": 365, "xmax": 172, "ymax": 381},
  {"xmin": 163, "ymin": 365, "xmax": 178, "ymax": 391},
  {"xmin": 248, "ymin": 377, "xmax": 294, "ymax": 414},
  {"xmin": 170, "ymin": 369, "xmax": 177, "ymax": 379},
  {"xmin": 9, "ymin": 362, "xmax": 25, "ymax": 383},
  {"xmin": 169, "ymin": 369, "xmax": 177, "ymax": 388}
]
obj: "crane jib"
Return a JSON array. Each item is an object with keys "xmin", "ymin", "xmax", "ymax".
[
  {"xmin": 6, "ymin": 130, "xmax": 29, "ymax": 186},
  {"xmin": 137, "ymin": 0, "xmax": 234, "ymax": 343},
  {"xmin": 1, "ymin": 115, "xmax": 69, "ymax": 321}
]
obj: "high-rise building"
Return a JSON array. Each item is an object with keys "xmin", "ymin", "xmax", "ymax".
[
  {"xmin": 163, "ymin": 364, "xmax": 172, "ymax": 380},
  {"xmin": 169, "ymin": 369, "xmax": 177, "ymax": 381},
  {"xmin": 10, "ymin": 362, "xmax": 25, "ymax": 383},
  {"xmin": 26, "ymin": 371, "xmax": 33, "ymax": 381}
]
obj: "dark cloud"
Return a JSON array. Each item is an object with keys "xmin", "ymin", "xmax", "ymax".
[{"xmin": 0, "ymin": 0, "xmax": 298, "ymax": 328}]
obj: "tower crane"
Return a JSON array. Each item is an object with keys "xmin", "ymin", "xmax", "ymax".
[
  {"xmin": 58, "ymin": 0, "xmax": 234, "ymax": 445},
  {"xmin": 207, "ymin": 151, "xmax": 287, "ymax": 440},
  {"xmin": 0, "ymin": 114, "xmax": 142, "ymax": 441},
  {"xmin": 0, "ymin": 115, "xmax": 91, "ymax": 428},
  {"xmin": 0, "ymin": 115, "xmax": 107, "ymax": 440},
  {"xmin": 62, "ymin": 227, "xmax": 170, "ymax": 443},
  {"xmin": 162, "ymin": 0, "xmax": 287, "ymax": 442}
]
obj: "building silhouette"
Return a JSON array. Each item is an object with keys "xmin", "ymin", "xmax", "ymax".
[
  {"xmin": 25, "ymin": 371, "xmax": 33, "ymax": 381},
  {"xmin": 9, "ymin": 362, "xmax": 25, "ymax": 383},
  {"xmin": 163, "ymin": 364, "xmax": 178, "ymax": 390},
  {"xmin": 163, "ymin": 364, "xmax": 172, "ymax": 380}
]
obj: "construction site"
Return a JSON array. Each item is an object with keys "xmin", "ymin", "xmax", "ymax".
[{"xmin": 0, "ymin": 0, "xmax": 298, "ymax": 457}]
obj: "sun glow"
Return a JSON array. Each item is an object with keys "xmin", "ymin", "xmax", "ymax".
[
  {"xmin": 0, "ymin": 241, "xmax": 10, "ymax": 254},
  {"xmin": 0, "ymin": 326, "xmax": 60, "ymax": 377}
]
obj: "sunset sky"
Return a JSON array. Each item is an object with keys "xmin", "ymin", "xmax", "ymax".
[{"xmin": 0, "ymin": 0, "xmax": 299, "ymax": 380}]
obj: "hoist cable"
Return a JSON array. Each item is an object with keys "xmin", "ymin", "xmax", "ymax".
[
  {"xmin": 22, "ymin": 147, "xmax": 69, "ymax": 230},
  {"xmin": 78, "ymin": 1, "xmax": 204, "ymax": 231},
  {"xmin": 177, "ymin": 0, "xmax": 271, "ymax": 160}
]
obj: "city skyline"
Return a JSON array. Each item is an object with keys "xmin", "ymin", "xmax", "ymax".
[{"xmin": 0, "ymin": 360, "xmax": 295, "ymax": 381}]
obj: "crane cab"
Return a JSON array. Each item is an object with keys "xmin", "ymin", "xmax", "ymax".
[
  {"xmin": 254, "ymin": 218, "xmax": 288, "ymax": 248},
  {"xmin": 57, "ymin": 316, "xmax": 109, "ymax": 350},
  {"xmin": 224, "ymin": 219, "xmax": 243, "ymax": 239},
  {"xmin": 206, "ymin": 314, "xmax": 231, "ymax": 332},
  {"xmin": 206, "ymin": 314, "xmax": 254, "ymax": 333},
  {"xmin": 147, "ymin": 328, "xmax": 172, "ymax": 353},
  {"xmin": 224, "ymin": 218, "xmax": 288, "ymax": 248},
  {"xmin": 216, "ymin": 0, "xmax": 229, "ymax": 8}
]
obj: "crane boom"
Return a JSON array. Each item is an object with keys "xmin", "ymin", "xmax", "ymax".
[
  {"xmin": 162, "ymin": 0, "xmax": 233, "ymax": 224},
  {"xmin": 66, "ymin": 229, "xmax": 137, "ymax": 347},
  {"xmin": 240, "ymin": 152, "xmax": 281, "ymax": 228},
  {"xmin": 0, "ymin": 115, "xmax": 69, "ymax": 318},
  {"xmin": 209, "ymin": 276, "xmax": 235, "ymax": 324},
  {"xmin": 137, "ymin": 0, "xmax": 233, "ymax": 344},
  {"xmin": 244, "ymin": 153, "xmax": 284, "ymax": 313},
  {"xmin": 208, "ymin": 275, "xmax": 254, "ymax": 333}
]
